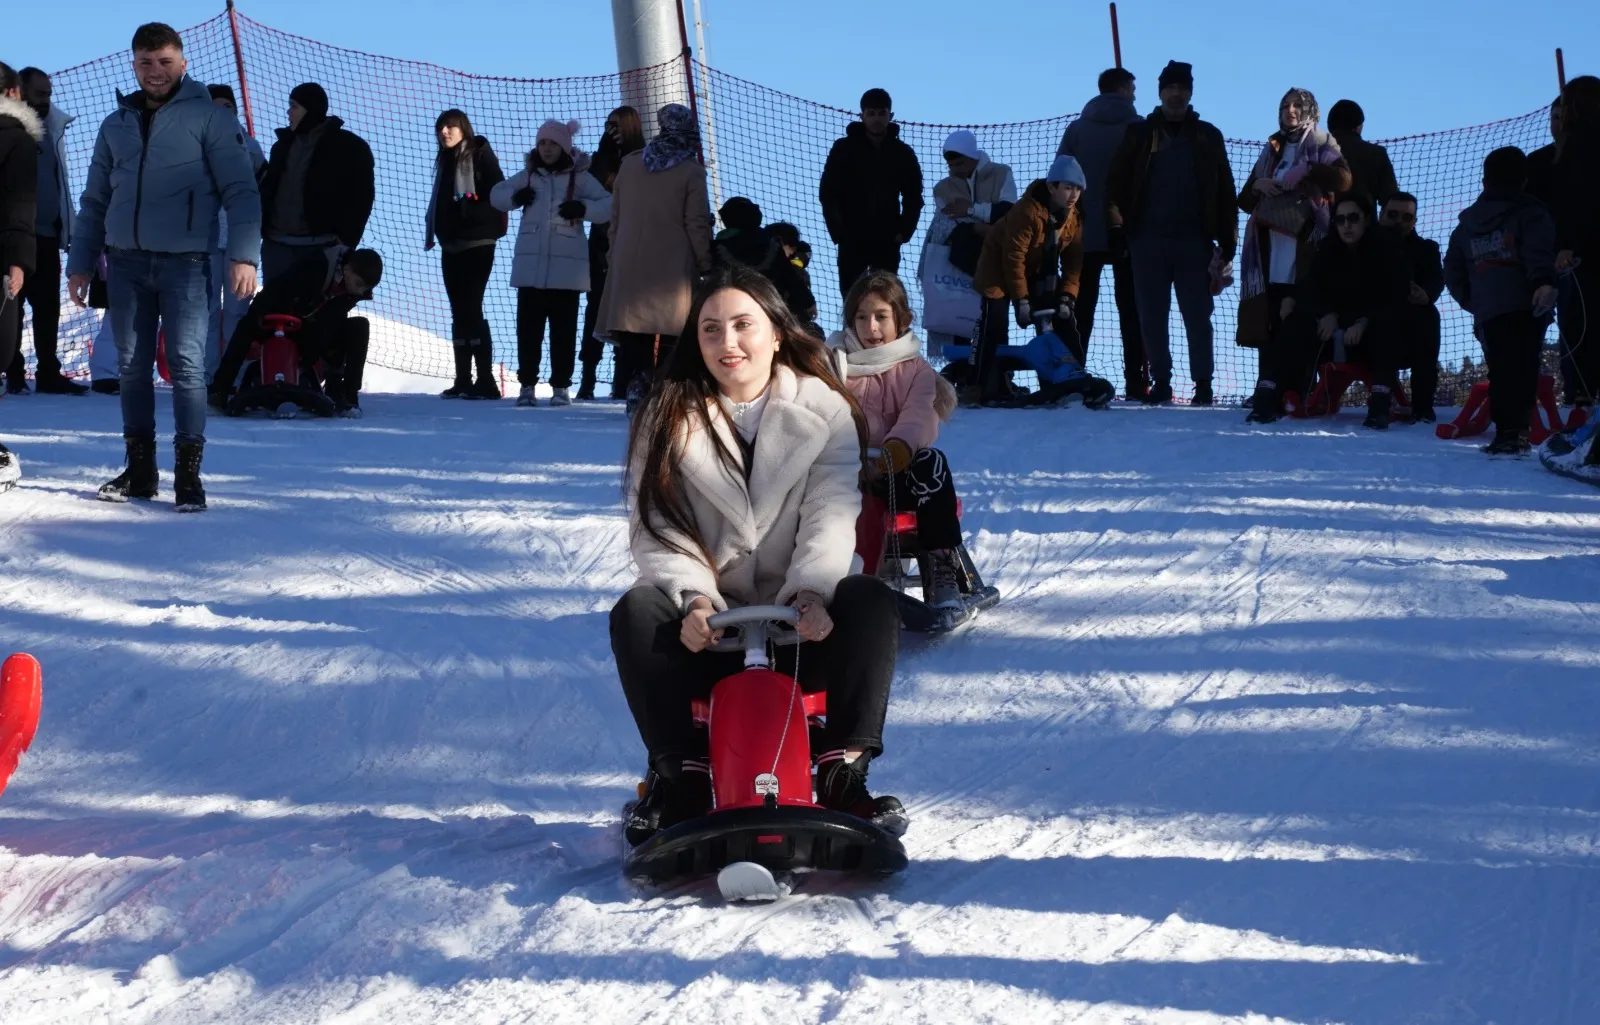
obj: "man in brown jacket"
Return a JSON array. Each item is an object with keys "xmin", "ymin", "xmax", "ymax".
[
  {"xmin": 1104, "ymin": 61, "xmax": 1237, "ymax": 405},
  {"xmin": 966, "ymin": 155, "xmax": 1086, "ymax": 405}
]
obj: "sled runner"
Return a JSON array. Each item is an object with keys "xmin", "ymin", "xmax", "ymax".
[
  {"xmin": 1283, "ymin": 362, "xmax": 1411, "ymax": 421},
  {"xmin": 624, "ymin": 607, "xmax": 908, "ymax": 901},
  {"xmin": 0, "ymin": 654, "xmax": 42, "ymax": 800},
  {"xmin": 225, "ymin": 314, "xmax": 337, "ymax": 419}
]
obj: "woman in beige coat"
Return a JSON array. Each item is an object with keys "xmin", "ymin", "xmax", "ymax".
[
  {"xmin": 611, "ymin": 265, "xmax": 907, "ymax": 848},
  {"xmin": 595, "ymin": 103, "xmax": 715, "ymax": 413}
]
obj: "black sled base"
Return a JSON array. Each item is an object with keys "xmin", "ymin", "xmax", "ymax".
[{"xmin": 625, "ymin": 804, "xmax": 908, "ymax": 886}]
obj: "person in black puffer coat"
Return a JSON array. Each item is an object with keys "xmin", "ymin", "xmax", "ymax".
[
  {"xmin": 819, "ymin": 87, "xmax": 924, "ymax": 298},
  {"xmin": 1248, "ymin": 191, "xmax": 1411, "ymax": 430},
  {"xmin": 426, "ymin": 108, "xmax": 507, "ymax": 398},
  {"xmin": 713, "ymin": 197, "xmax": 818, "ymax": 330},
  {"xmin": 0, "ymin": 62, "xmax": 38, "ymax": 492},
  {"xmin": 1549, "ymin": 76, "xmax": 1600, "ymax": 410},
  {"xmin": 258, "ymin": 83, "xmax": 375, "ymax": 281}
]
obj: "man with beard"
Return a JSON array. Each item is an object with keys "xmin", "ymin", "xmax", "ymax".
[{"xmin": 67, "ymin": 21, "xmax": 262, "ymax": 512}]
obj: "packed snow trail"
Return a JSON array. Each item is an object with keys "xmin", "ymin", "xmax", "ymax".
[{"xmin": 2, "ymin": 394, "xmax": 1599, "ymax": 1024}]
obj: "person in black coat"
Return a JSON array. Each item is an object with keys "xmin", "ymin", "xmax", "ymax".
[
  {"xmin": 1328, "ymin": 100, "xmax": 1399, "ymax": 210},
  {"xmin": 819, "ymin": 87, "xmax": 924, "ymax": 299},
  {"xmin": 1380, "ymin": 192, "xmax": 1444, "ymax": 422},
  {"xmin": 0, "ymin": 62, "xmax": 38, "ymax": 491},
  {"xmin": 1550, "ymin": 76, "xmax": 1600, "ymax": 409},
  {"xmin": 425, "ymin": 109, "xmax": 506, "ymax": 399},
  {"xmin": 713, "ymin": 197, "xmax": 818, "ymax": 327},
  {"xmin": 1248, "ymin": 192, "xmax": 1410, "ymax": 429},
  {"xmin": 258, "ymin": 83, "xmax": 375, "ymax": 281},
  {"xmin": 209, "ymin": 245, "xmax": 382, "ymax": 416},
  {"xmin": 578, "ymin": 105, "xmax": 644, "ymax": 400}
]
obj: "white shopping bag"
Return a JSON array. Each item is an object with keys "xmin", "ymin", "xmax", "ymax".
[{"xmin": 921, "ymin": 243, "xmax": 980, "ymax": 338}]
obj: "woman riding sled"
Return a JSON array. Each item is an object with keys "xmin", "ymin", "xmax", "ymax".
[{"xmin": 611, "ymin": 265, "xmax": 906, "ymax": 846}]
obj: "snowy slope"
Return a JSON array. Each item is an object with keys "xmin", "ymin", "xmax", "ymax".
[{"xmin": 1, "ymin": 394, "xmax": 1598, "ymax": 1025}]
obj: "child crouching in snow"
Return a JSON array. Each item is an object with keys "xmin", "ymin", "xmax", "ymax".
[{"xmin": 828, "ymin": 271, "xmax": 966, "ymax": 610}]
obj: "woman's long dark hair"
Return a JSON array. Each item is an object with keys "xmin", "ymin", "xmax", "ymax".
[
  {"xmin": 626, "ymin": 265, "xmax": 869, "ymax": 566},
  {"xmin": 435, "ymin": 109, "xmax": 474, "ymax": 152},
  {"xmin": 593, "ymin": 105, "xmax": 645, "ymax": 188},
  {"xmin": 1563, "ymin": 76, "xmax": 1600, "ymax": 136}
]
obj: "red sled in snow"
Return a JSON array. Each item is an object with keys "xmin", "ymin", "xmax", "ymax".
[
  {"xmin": 1283, "ymin": 362, "xmax": 1411, "ymax": 421},
  {"xmin": 1436, "ymin": 375, "xmax": 1575, "ymax": 445},
  {"xmin": 226, "ymin": 314, "xmax": 337, "ymax": 418},
  {"xmin": 0, "ymin": 653, "xmax": 42, "ymax": 800},
  {"xmin": 623, "ymin": 607, "xmax": 908, "ymax": 901}
]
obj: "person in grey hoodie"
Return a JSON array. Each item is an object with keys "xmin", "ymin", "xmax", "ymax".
[
  {"xmin": 1444, "ymin": 146, "xmax": 1560, "ymax": 456},
  {"xmin": 1060, "ymin": 67, "xmax": 1147, "ymax": 400},
  {"xmin": 66, "ymin": 22, "xmax": 262, "ymax": 512}
]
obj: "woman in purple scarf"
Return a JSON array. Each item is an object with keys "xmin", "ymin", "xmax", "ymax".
[{"xmin": 1235, "ymin": 88, "xmax": 1353, "ymax": 362}]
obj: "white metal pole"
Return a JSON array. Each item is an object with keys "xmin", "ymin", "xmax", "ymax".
[{"xmin": 693, "ymin": 0, "xmax": 724, "ymax": 217}]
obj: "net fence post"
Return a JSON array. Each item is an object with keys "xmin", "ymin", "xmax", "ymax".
[{"xmin": 226, "ymin": 0, "xmax": 256, "ymax": 137}]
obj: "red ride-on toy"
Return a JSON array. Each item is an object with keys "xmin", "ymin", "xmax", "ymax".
[
  {"xmin": 623, "ymin": 606, "xmax": 908, "ymax": 902},
  {"xmin": 226, "ymin": 314, "xmax": 337, "ymax": 419},
  {"xmin": 0, "ymin": 654, "xmax": 43, "ymax": 801},
  {"xmin": 855, "ymin": 448, "xmax": 1000, "ymax": 634}
]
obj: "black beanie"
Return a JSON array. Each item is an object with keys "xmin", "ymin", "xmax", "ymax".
[
  {"xmin": 289, "ymin": 82, "xmax": 329, "ymax": 121},
  {"xmin": 347, "ymin": 249, "xmax": 383, "ymax": 291},
  {"xmin": 719, "ymin": 197, "xmax": 762, "ymax": 233},
  {"xmin": 1158, "ymin": 61, "xmax": 1193, "ymax": 91}
]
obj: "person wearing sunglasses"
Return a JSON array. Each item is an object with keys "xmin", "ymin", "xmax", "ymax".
[
  {"xmin": 1247, "ymin": 191, "xmax": 1410, "ymax": 430},
  {"xmin": 1380, "ymin": 193, "xmax": 1444, "ymax": 423}
]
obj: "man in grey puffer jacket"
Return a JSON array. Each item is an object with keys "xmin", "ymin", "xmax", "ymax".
[
  {"xmin": 1060, "ymin": 68, "xmax": 1147, "ymax": 399},
  {"xmin": 67, "ymin": 21, "xmax": 261, "ymax": 512},
  {"xmin": 1444, "ymin": 146, "xmax": 1560, "ymax": 456}
]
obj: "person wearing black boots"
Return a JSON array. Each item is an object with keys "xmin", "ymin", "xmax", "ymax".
[
  {"xmin": 1445, "ymin": 147, "xmax": 1560, "ymax": 456},
  {"xmin": 0, "ymin": 61, "xmax": 38, "ymax": 491},
  {"xmin": 577, "ymin": 106, "xmax": 643, "ymax": 400},
  {"xmin": 1380, "ymin": 192, "xmax": 1443, "ymax": 423},
  {"xmin": 1247, "ymin": 193, "xmax": 1410, "ymax": 430},
  {"xmin": 426, "ymin": 109, "xmax": 506, "ymax": 399}
]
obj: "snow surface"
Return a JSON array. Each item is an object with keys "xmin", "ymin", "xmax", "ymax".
[{"xmin": 2, "ymin": 393, "xmax": 1599, "ymax": 1024}]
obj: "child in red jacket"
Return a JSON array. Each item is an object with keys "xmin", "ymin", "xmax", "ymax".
[{"xmin": 828, "ymin": 270, "xmax": 965, "ymax": 608}]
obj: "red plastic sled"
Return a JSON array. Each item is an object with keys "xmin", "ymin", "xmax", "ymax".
[
  {"xmin": 0, "ymin": 653, "xmax": 42, "ymax": 800},
  {"xmin": 1437, "ymin": 375, "xmax": 1570, "ymax": 444},
  {"xmin": 1284, "ymin": 362, "xmax": 1411, "ymax": 420}
]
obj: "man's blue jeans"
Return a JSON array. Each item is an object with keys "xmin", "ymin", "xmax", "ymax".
[{"xmin": 106, "ymin": 250, "xmax": 211, "ymax": 445}]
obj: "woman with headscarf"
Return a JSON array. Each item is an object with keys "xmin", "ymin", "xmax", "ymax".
[
  {"xmin": 578, "ymin": 106, "xmax": 645, "ymax": 400},
  {"xmin": 594, "ymin": 103, "xmax": 715, "ymax": 415},
  {"xmin": 1235, "ymin": 88, "xmax": 1352, "ymax": 372}
]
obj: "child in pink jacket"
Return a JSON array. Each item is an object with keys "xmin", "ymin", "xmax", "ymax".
[{"xmin": 828, "ymin": 271, "xmax": 966, "ymax": 608}]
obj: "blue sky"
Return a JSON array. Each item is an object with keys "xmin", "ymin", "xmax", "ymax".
[{"xmin": 8, "ymin": 0, "xmax": 1598, "ymax": 141}]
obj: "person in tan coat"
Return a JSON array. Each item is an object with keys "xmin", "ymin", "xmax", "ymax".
[
  {"xmin": 964, "ymin": 156, "xmax": 1086, "ymax": 405},
  {"xmin": 611, "ymin": 265, "xmax": 907, "ymax": 847},
  {"xmin": 595, "ymin": 103, "xmax": 715, "ymax": 414}
]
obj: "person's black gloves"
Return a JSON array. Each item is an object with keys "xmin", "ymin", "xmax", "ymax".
[
  {"xmin": 1056, "ymin": 294, "xmax": 1077, "ymax": 323},
  {"xmin": 1107, "ymin": 224, "xmax": 1128, "ymax": 262},
  {"xmin": 558, "ymin": 200, "xmax": 586, "ymax": 220},
  {"xmin": 511, "ymin": 186, "xmax": 535, "ymax": 208}
]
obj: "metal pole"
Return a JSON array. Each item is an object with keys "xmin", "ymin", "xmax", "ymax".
[
  {"xmin": 611, "ymin": 0, "xmax": 690, "ymax": 135},
  {"xmin": 1110, "ymin": 3, "xmax": 1122, "ymax": 69},
  {"xmin": 1557, "ymin": 47, "xmax": 1567, "ymax": 91},
  {"xmin": 693, "ymin": 0, "xmax": 724, "ymax": 212},
  {"xmin": 673, "ymin": 0, "xmax": 704, "ymax": 164},
  {"xmin": 226, "ymin": 0, "xmax": 256, "ymax": 137}
]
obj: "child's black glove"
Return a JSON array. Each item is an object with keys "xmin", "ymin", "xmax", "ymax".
[
  {"xmin": 511, "ymin": 186, "xmax": 535, "ymax": 208},
  {"xmin": 558, "ymin": 200, "xmax": 586, "ymax": 220}
]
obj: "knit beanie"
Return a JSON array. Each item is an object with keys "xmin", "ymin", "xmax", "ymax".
[
  {"xmin": 942, "ymin": 129, "xmax": 981, "ymax": 160},
  {"xmin": 1046, "ymin": 154, "xmax": 1087, "ymax": 189},
  {"xmin": 289, "ymin": 82, "xmax": 329, "ymax": 121},
  {"xmin": 536, "ymin": 118, "xmax": 581, "ymax": 157},
  {"xmin": 719, "ymin": 196, "xmax": 762, "ymax": 232},
  {"xmin": 1158, "ymin": 61, "xmax": 1194, "ymax": 91}
]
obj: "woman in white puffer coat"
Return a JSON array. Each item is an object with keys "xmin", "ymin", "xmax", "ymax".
[{"xmin": 491, "ymin": 119, "xmax": 612, "ymax": 406}]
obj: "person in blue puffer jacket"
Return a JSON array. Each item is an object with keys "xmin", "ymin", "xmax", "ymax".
[{"xmin": 65, "ymin": 21, "xmax": 262, "ymax": 513}]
